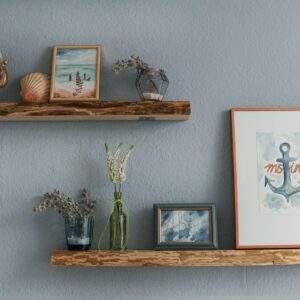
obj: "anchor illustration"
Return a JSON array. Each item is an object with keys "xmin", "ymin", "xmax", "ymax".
[{"xmin": 265, "ymin": 142, "xmax": 300, "ymax": 202}]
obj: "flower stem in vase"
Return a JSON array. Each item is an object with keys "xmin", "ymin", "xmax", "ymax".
[{"xmin": 109, "ymin": 192, "xmax": 128, "ymax": 250}]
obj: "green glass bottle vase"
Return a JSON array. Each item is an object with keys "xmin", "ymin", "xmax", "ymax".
[{"xmin": 109, "ymin": 192, "xmax": 128, "ymax": 250}]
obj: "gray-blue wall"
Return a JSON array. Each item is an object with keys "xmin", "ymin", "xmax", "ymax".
[{"xmin": 1, "ymin": 1, "xmax": 300, "ymax": 299}]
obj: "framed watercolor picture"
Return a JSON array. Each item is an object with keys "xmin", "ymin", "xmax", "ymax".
[
  {"xmin": 232, "ymin": 108, "xmax": 300, "ymax": 248},
  {"xmin": 50, "ymin": 45, "xmax": 101, "ymax": 101},
  {"xmin": 154, "ymin": 203, "xmax": 218, "ymax": 250}
]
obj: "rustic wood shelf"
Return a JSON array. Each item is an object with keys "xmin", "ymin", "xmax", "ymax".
[
  {"xmin": 0, "ymin": 100, "xmax": 190, "ymax": 121},
  {"xmin": 51, "ymin": 249, "xmax": 300, "ymax": 267}
]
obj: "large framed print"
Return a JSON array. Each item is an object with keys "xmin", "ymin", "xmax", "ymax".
[{"xmin": 232, "ymin": 108, "xmax": 300, "ymax": 249}]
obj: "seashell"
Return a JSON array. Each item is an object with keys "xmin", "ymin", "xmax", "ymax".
[{"xmin": 20, "ymin": 73, "xmax": 50, "ymax": 103}]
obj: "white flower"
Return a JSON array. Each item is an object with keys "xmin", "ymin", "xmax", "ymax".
[{"xmin": 105, "ymin": 143, "xmax": 134, "ymax": 183}]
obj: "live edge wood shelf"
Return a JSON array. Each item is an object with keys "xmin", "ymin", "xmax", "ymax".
[
  {"xmin": 0, "ymin": 100, "xmax": 190, "ymax": 121},
  {"xmin": 51, "ymin": 249, "xmax": 300, "ymax": 267}
]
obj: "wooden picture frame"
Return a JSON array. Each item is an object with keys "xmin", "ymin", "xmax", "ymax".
[
  {"xmin": 50, "ymin": 45, "xmax": 101, "ymax": 101},
  {"xmin": 154, "ymin": 203, "xmax": 218, "ymax": 250},
  {"xmin": 232, "ymin": 108, "xmax": 300, "ymax": 249}
]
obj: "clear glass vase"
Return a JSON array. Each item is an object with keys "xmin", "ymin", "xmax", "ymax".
[
  {"xmin": 109, "ymin": 192, "xmax": 128, "ymax": 250},
  {"xmin": 135, "ymin": 68, "xmax": 169, "ymax": 101},
  {"xmin": 64, "ymin": 216, "xmax": 94, "ymax": 250}
]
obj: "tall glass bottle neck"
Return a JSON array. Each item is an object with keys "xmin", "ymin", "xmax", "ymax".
[{"xmin": 113, "ymin": 192, "xmax": 123, "ymax": 211}]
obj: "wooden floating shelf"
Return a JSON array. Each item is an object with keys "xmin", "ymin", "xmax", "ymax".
[
  {"xmin": 51, "ymin": 249, "xmax": 300, "ymax": 267},
  {"xmin": 0, "ymin": 100, "xmax": 191, "ymax": 121}
]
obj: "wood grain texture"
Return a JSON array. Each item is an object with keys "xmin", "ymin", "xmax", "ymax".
[
  {"xmin": 0, "ymin": 100, "xmax": 190, "ymax": 121},
  {"xmin": 51, "ymin": 249, "xmax": 300, "ymax": 267}
]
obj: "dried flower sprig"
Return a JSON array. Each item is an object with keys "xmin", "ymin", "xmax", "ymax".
[
  {"xmin": 112, "ymin": 55, "xmax": 149, "ymax": 73},
  {"xmin": 105, "ymin": 143, "xmax": 134, "ymax": 195},
  {"xmin": 0, "ymin": 51, "xmax": 8, "ymax": 88},
  {"xmin": 33, "ymin": 189, "xmax": 96, "ymax": 218}
]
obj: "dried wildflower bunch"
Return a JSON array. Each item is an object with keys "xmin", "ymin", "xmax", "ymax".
[
  {"xmin": 112, "ymin": 54, "xmax": 149, "ymax": 73},
  {"xmin": 105, "ymin": 143, "xmax": 134, "ymax": 194},
  {"xmin": 33, "ymin": 189, "xmax": 96, "ymax": 218}
]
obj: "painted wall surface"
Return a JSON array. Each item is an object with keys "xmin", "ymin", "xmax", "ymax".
[{"xmin": 1, "ymin": 1, "xmax": 300, "ymax": 299}]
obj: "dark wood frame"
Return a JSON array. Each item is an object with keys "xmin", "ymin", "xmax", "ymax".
[
  {"xmin": 154, "ymin": 203, "xmax": 218, "ymax": 250},
  {"xmin": 50, "ymin": 45, "xmax": 101, "ymax": 102},
  {"xmin": 231, "ymin": 108, "xmax": 300, "ymax": 249}
]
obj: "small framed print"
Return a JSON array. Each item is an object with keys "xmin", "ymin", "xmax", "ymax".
[
  {"xmin": 50, "ymin": 45, "xmax": 101, "ymax": 101},
  {"xmin": 232, "ymin": 108, "xmax": 300, "ymax": 249},
  {"xmin": 154, "ymin": 203, "xmax": 218, "ymax": 250}
]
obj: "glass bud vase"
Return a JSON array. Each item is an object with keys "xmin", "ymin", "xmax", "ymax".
[
  {"xmin": 135, "ymin": 68, "xmax": 169, "ymax": 101},
  {"xmin": 109, "ymin": 192, "xmax": 128, "ymax": 250},
  {"xmin": 64, "ymin": 216, "xmax": 94, "ymax": 250}
]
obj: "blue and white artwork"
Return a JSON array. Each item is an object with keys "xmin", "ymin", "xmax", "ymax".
[
  {"xmin": 257, "ymin": 132, "xmax": 300, "ymax": 213},
  {"xmin": 53, "ymin": 48, "xmax": 98, "ymax": 99},
  {"xmin": 160, "ymin": 210, "xmax": 210, "ymax": 243}
]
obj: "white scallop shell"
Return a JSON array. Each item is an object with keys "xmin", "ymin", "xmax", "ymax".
[{"xmin": 20, "ymin": 73, "xmax": 50, "ymax": 103}]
